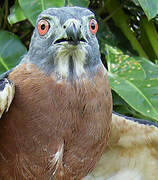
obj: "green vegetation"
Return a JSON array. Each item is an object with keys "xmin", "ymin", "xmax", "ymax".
[{"xmin": 0, "ymin": 0, "xmax": 158, "ymax": 121}]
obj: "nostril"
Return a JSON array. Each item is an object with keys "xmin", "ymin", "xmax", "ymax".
[
  {"xmin": 69, "ymin": 37, "xmax": 73, "ymax": 41},
  {"xmin": 80, "ymin": 25, "xmax": 81, "ymax": 28},
  {"xmin": 63, "ymin": 25, "xmax": 66, "ymax": 29}
]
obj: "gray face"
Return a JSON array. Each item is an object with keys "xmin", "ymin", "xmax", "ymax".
[{"xmin": 24, "ymin": 7, "xmax": 101, "ymax": 79}]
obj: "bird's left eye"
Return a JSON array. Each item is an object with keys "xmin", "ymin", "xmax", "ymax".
[
  {"xmin": 89, "ymin": 19, "xmax": 98, "ymax": 35},
  {"xmin": 38, "ymin": 19, "xmax": 50, "ymax": 36}
]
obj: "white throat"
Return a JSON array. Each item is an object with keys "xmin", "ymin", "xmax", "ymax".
[{"xmin": 54, "ymin": 45, "xmax": 87, "ymax": 78}]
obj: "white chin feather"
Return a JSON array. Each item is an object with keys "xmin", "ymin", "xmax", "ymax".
[{"xmin": 55, "ymin": 45, "xmax": 87, "ymax": 78}]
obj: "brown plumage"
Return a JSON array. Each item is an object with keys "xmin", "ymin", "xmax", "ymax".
[
  {"xmin": 2, "ymin": 77, "xmax": 158, "ymax": 180},
  {"xmin": 0, "ymin": 7, "xmax": 112, "ymax": 180},
  {"xmin": 0, "ymin": 64, "xmax": 112, "ymax": 180}
]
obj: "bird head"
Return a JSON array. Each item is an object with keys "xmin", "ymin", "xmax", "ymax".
[{"xmin": 25, "ymin": 7, "xmax": 101, "ymax": 79}]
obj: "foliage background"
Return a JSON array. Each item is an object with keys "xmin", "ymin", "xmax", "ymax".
[{"xmin": 0, "ymin": 0, "xmax": 158, "ymax": 122}]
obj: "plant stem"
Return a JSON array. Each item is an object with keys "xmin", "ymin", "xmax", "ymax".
[
  {"xmin": 2, "ymin": 0, "xmax": 8, "ymax": 29},
  {"xmin": 41, "ymin": 0, "xmax": 46, "ymax": 10},
  {"xmin": 140, "ymin": 16, "xmax": 158, "ymax": 61}
]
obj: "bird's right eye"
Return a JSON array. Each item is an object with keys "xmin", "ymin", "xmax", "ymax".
[{"xmin": 38, "ymin": 19, "xmax": 50, "ymax": 36}]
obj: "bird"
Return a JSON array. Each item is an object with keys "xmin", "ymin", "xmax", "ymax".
[
  {"xmin": 0, "ymin": 79, "xmax": 158, "ymax": 180},
  {"xmin": 2, "ymin": 80, "xmax": 158, "ymax": 180},
  {"xmin": 1, "ymin": 79, "xmax": 158, "ymax": 180},
  {"xmin": 0, "ymin": 6, "xmax": 112, "ymax": 180}
]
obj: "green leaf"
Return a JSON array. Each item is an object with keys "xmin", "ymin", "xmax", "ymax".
[
  {"xmin": 105, "ymin": 0, "xmax": 148, "ymax": 58},
  {"xmin": 67, "ymin": 0, "xmax": 89, "ymax": 7},
  {"xmin": 18, "ymin": 0, "xmax": 65, "ymax": 26},
  {"xmin": 8, "ymin": 1, "xmax": 26, "ymax": 25},
  {"xmin": 97, "ymin": 19, "xmax": 137, "ymax": 56},
  {"xmin": 0, "ymin": 30, "xmax": 27, "ymax": 74},
  {"xmin": 137, "ymin": 0, "xmax": 158, "ymax": 19},
  {"xmin": 106, "ymin": 45, "xmax": 158, "ymax": 121}
]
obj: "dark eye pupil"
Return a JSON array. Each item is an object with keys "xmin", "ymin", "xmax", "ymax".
[
  {"xmin": 91, "ymin": 23, "xmax": 95, "ymax": 30},
  {"xmin": 41, "ymin": 24, "xmax": 45, "ymax": 30}
]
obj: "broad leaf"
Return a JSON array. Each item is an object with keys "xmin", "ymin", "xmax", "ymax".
[
  {"xmin": 18, "ymin": 0, "xmax": 65, "ymax": 26},
  {"xmin": 137, "ymin": 0, "xmax": 158, "ymax": 19},
  {"xmin": 8, "ymin": 1, "xmax": 26, "ymax": 25},
  {"xmin": 67, "ymin": 0, "xmax": 89, "ymax": 7},
  {"xmin": 0, "ymin": 31, "xmax": 27, "ymax": 74},
  {"xmin": 97, "ymin": 20, "xmax": 137, "ymax": 56},
  {"xmin": 106, "ymin": 45, "xmax": 158, "ymax": 121}
]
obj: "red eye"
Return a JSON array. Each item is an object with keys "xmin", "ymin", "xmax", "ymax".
[
  {"xmin": 89, "ymin": 19, "xmax": 98, "ymax": 35},
  {"xmin": 38, "ymin": 19, "xmax": 50, "ymax": 36}
]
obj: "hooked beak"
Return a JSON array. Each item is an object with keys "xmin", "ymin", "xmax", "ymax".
[
  {"xmin": 65, "ymin": 22, "xmax": 81, "ymax": 45},
  {"xmin": 54, "ymin": 21, "xmax": 87, "ymax": 46}
]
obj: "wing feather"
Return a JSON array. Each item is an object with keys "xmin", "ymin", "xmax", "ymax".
[
  {"xmin": 83, "ymin": 113, "xmax": 158, "ymax": 180},
  {"xmin": 0, "ymin": 78, "xmax": 15, "ymax": 118}
]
